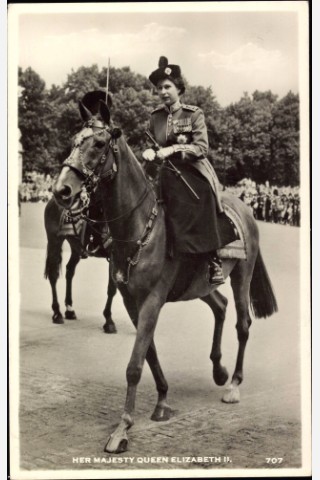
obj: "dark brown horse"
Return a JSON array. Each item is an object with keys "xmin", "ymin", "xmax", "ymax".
[
  {"xmin": 44, "ymin": 197, "xmax": 117, "ymax": 333},
  {"xmin": 53, "ymin": 99, "xmax": 278, "ymax": 453}
]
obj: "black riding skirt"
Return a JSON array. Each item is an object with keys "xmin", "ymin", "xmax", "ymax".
[{"xmin": 160, "ymin": 162, "xmax": 235, "ymax": 254}]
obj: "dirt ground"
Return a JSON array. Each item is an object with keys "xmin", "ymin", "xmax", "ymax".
[{"xmin": 12, "ymin": 202, "xmax": 308, "ymax": 477}]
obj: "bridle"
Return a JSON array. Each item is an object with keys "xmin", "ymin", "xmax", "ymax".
[
  {"xmin": 61, "ymin": 118, "xmax": 153, "ymax": 224},
  {"xmin": 59, "ymin": 118, "xmax": 120, "ymax": 244},
  {"xmin": 60, "ymin": 117, "xmax": 159, "ymax": 284},
  {"xmin": 62, "ymin": 118, "xmax": 118, "ymax": 191}
]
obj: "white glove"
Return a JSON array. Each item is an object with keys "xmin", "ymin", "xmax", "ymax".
[
  {"xmin": 156, "ymin": 146, "xmax": 174, "ymax": 160},
  {"xmin": 142, "ymin": 148, "xmax": 156, "ymax": 162}
]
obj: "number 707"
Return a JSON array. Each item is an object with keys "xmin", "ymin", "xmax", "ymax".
[{"xmin": 266, "ymin": 457, "xmax": 283, "ymax": 464}]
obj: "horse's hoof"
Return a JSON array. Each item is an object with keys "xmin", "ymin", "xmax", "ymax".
[
  {"xmin": 103, "ymin": 323, "xmax": 117, "ymax": 334},
  {"xmin": 151, "ymin": 405, "xmax": 172, "ymax": 422},
  {"xmin": 213, "ymin": 366, "xmax": 229, "ymax": 386},
  {"xmin": 104, "ymin": 434, "xmax": 128, "ymax": 453},
  {"xmin": 52, "ymin": 312, "xmax": 64, "ymax": 324},
  {"xmin": 65, "ymin": 310, "xmax": 77, "ymax": 320},
  {"xmin": 221, "ymin": 384, "xmax": 240, "ymax": 403}
]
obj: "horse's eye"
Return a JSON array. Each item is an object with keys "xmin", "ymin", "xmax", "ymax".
[{"xmin": 95, "ymin": 140, "xmax": 105, "ymax": 149}]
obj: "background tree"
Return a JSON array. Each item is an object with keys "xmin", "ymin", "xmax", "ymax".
[
  {"xmin": 183, "ymin": 83, "xmax": 222, "ymax": 165},
  {"xmin": 18, "ymin": 67, "xmax": 53, "ymax": 174},
  {"xmin": 270, "ymin": 91, "xmax": 300, "ymax": 186},
  {"xmin": 48, "ymin": 65, "xmax": 102, "ymax": 168},
  {"xmin": 216, "ymin": 91, "xmax": 276, "ymax": 185},
  {"xmin": 18, "ymin": 64, "xmax": 300, "ymax": 187}
]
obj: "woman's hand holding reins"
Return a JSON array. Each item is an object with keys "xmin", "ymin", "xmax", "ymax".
[
  {"xmin": 143, "ymin": 146, "xmax": 175, "ymax": 162},
  {"xmin": 155, "ymin": 146, "xmax": 174, "ymax": 160}
]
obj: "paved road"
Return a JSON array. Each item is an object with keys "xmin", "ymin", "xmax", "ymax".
[{"xmin": 15, "ymin": 202, "xmax": 304, "ymax": 475}]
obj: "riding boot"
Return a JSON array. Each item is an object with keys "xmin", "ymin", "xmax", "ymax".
[{"xmin": 208, "ymin": 253, "xmax": 225, "ymax": 285}]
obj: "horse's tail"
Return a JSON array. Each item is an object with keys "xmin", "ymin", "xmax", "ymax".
[
  {"xmin": 44, "ymin": 239, "xmax": 63, "ymax": 280},
  {"xmin": 249, "ymin": 249, "xmax": 278, "ymax": 318}
]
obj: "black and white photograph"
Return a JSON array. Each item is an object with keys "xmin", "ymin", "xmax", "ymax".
[{"xmin": 8, "ymin": 1, "xmax": 311, "ymax": 479}]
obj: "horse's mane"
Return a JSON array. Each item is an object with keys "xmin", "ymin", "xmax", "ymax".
[{"xmin": 117, "ymin": 133, "xmax": 156, "ymax": 189}]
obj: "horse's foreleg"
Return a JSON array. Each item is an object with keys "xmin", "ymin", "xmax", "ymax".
[
  {"xmin": 120, "ymin": 289, "xmax": 170, "ymax": 421},
  {"xmin": 45, "ymin": 239, "xmax": 64, "ymax": 324},
  {"xmin": 223, "ymin": 266, "xmax": 252, "ymax": 404},
  {"xmin": 105, "ymin": 294, "xmax": 163, "ymax": 453},
  {"xmin": 103, "ymin": 263, "xmax": 117, "ymax": 333},
  {"xmin": 147, "ymin": 341, "xmax": 171, "ymax": 422},
  {"xmin": 50, "ymin": 280, "xmax": 64, "ymax": 324},
  {"xmin": 201, "ymin": 290, "xmax": 229, "ymax": 386},
  {"xmin": 64, "ymin": 246, "xmax": 81, "ymax": 320}
]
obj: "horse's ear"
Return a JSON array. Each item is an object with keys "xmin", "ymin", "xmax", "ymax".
[
  {"xmin": 98, "ymin": 100, "xmax": 111, "ymax": 125},
  {"xmin": 79, "ymin": 100, "xmax": 93, "ymax": 122}
]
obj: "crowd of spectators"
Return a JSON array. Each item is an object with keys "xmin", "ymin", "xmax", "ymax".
[
  {"xmin": 19, "ymin": 172, "xmax": 300, "ymax": 227},
  {"xmin": 19, "ymin": 171, "xmax": 54, "ymax": 203},
  {"xmin": 227, "ymin": 178, "xmax": 300, "ymax": 227}
]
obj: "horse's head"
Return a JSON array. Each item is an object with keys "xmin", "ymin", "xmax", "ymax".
[{"xmin": 53, "ymin": 99, "xmax": 122, "ymax": 209}]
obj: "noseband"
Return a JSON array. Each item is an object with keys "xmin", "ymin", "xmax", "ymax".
[{"xmin": 63, "ymin": 119, "xmax": 118, "ymax": 189}]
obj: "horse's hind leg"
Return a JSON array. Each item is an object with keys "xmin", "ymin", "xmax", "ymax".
[
  {"xmin": 64, "ymin": 240, "xmax": 81, "ymax": 320},
  {"xmin": 45, "ymin": 238, "xmax": 64, "ymax": 324},
  {"xmin": 102, "ymin": 263, "xmax": 117, "ymax": 333},
  {"xmin": 201, "ymin": 290, "xmax": 229, "ymax": 386},
  {"xmin": 222, "ymin": 262, "xmax": 253, "ymax": 404}
]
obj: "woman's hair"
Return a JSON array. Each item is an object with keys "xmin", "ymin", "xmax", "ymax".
[{"xmin": 172, "ymin": 76, "xmax": 185, "ymax": 95}]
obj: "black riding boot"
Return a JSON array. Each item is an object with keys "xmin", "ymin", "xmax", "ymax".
[{"xmin": 208, "ymin": 254, "xmax": 224, "ymax": 285}]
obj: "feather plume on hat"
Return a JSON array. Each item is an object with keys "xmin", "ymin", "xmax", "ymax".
[{"xmin": 158, "ymin": 56, "xmax": 168, "ymax": 68}]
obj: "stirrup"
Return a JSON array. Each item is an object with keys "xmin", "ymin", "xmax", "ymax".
[{"xmin": 208, "ymin": 259, "xmax": 225, "ymax": 285}]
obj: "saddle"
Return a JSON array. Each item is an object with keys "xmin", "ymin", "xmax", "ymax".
[
  {"xmin": 216, "ymin": 203, "xmax": 247, "ymax": 260},
  {"xmin": 166, "ymin": 203, "xmax": 246, "ymax": 301}
]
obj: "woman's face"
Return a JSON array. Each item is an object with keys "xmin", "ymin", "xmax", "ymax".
[{"xmin": 156, "ymin": 79, "xmax": 180, "ymax": 106}]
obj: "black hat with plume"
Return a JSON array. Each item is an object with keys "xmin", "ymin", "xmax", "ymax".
[{"xmin": 149, "ymin": 56, "xmax": 184, "ymax": 91}]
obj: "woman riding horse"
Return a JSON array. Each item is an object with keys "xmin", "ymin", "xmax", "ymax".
[
  {"xmin": 53, "ymin": 87, "xmax": 277, "ymax": 453},
  {"xmin": 143, "ymin": 56, "xmax": 236, "ymax": 284}
]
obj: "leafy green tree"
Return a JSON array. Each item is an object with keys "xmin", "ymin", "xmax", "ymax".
[
  {"xmin": 18, "ymin": 67, "xmax": 53, "ymax": 174},
  {"xmin": 270, "ymin": 91, "xmax": 300, "ymax": 185},
  {"xmin": 18, "ymin": 63, "xmax": 300, "ymax": 187},
  {"xmin": 111, "ymin": 87, "xmax": 157, "ymax": 158},
  {"xmin": 64, "ymin": 65, "xmax": 101, "ymax": 99},
  {"xmin": 212, "ymin": 90, "xmax": 297, "ymax": 186},
  {"xmin": 48, "ymin": 65, "xmax": 102, "ymax": 167},
  {"xmin": 46, "ymin": 65, "xmax": 158, "ymax": 166},
  {"xmin": 183, "ymin": 84, "xmax": 221, "ymax": 140}
]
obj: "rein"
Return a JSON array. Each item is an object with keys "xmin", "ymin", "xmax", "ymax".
[
  {"xmin": 110, "ymin": 198, "xmax": 159, "ymax": 285},
  {"xmin": 82, "ymin": 185, "xmax": 151, "ymax": 227},
  {"xmin": 61, "ymin": 118, "xmax": 160, "ymax": 284}
]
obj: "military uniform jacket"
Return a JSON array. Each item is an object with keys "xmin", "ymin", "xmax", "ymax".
[{"xmin": 149, "ymin": 101, "xmax": 223, "ymax": 213}]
